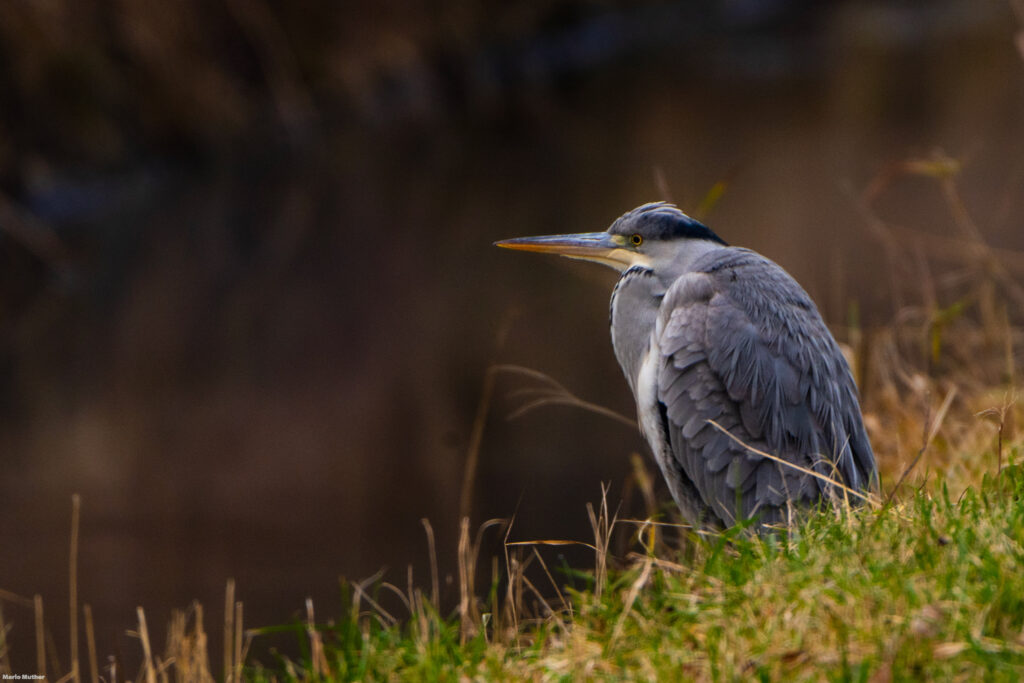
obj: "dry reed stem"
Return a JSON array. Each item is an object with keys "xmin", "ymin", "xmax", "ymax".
[
  {"xmin": 223, "ymin": 579, "xmax": 234, "ymax": 683},
  {"xmin": 377, "ymin": 582, "xmax": 412, "ymax": 616},
  {"xmin": 628, "ymin": 453, "xmax": 660, "ymax": 550},
  {"xmin": 45, "ymin": 630, "xmax": 60, "ymax": 679},
  {"xmin": 136, "ymin": 607, "xmax": 156, "ymax": 683},
  {"xmin": 69, "ymin": 494, "xmax": 80, "ymax": 683},
  {"xmin": 351, "ymin": 571, "xmax": 397, "ymax": 628},
  {"xmin": 530, "ymin": 548, "xmax": 572, "ymax": 619},
  {"xmin": 517, "ymin": 574, "xmax": 554, "ymax": 621},
  {"xmin": 502, "ymin": 517, "xmax": 521, "ymax": 640},
  {"xmin": 34, "ymin": 594, "xmax": 44, "ymax": 678},
  {"xmin": 233, "ymin": 601, "xmax": 243, "ymax": 683},
  {"xmin": 624, "ymin": 552, "xmax": 690, "ymax": 574},
  {"xmin": 420, "ymin": 518, "xmax": 440, "ymax": 607},
  {"xmin": 489, "ymin": 556, "xmax": 500, "ymax": 643},
  {"xmin": 165, "ymin": 603, "xmax": 214, "ymax": 683},
  {"xmin": 976, "ymin": 390, "xmax": 1017, "ymax": 474},
  {"xmin": 0, "ymin": 590, "xmax": 31, "ymax": 608},
  {"xmin": 456, "ymin": 517, "xmax": 507, "ymax": 644},
  {"xmin": 83, "ymin": 604, "xmax": 98, "ymax": 683},
  {"xmin": 458, "ymin": 517, "xmax": 476, "ymax": 643},
  {"xmin": 305, "ymin": 598, "xmax": 328, "ymax": 678},
  {"xmin": 196, "ymin": 604, "xmax": 214, "ymax": 683},
  {"xmin": 587, "ymin": 484, "xmax": 616, "ymax": 601}
]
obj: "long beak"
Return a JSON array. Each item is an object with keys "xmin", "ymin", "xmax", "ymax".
[{"xmin": 495, "ymin": 232, "xmax": 642, "ymax": 271}]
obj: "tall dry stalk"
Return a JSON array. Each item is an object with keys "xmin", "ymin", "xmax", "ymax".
[
  {"xmin": 33, "ymin": 594, "xmax": 44, "ymax": 678},
  {"xmin": 586, "ymin": 484, "xmax": 616, "ymax": 601},
  {"xmin": 82, "ymin": 604, "xmax": 98, "ymax": 683},
  {"xmin": 223, "ymin": 579, "xmax": 235, "ymax": 683},
  {"xmin": 136, "ymin": 607, "xmax": 156, "ymax": 683},
  {"xmin": 69, "ymin": 494, "xmax": 80, "ymax": 683}
]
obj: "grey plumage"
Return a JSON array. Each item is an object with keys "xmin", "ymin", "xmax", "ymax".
[{"xmin": 497, "ymin": 202, "xmax": 877, "ymax": 529}]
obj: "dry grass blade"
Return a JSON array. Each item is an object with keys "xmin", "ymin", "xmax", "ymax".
[
  {"xmin": 233, "ymin": 601, "xmax": 243, "ymax": 683},
  {"xmin": 45, "ymin": 631, "xmax": 60, "ymax": 681},
  {"xmin": 83, "ymin": 605, "xmax": 99, "ymax": 683},
  {"xmin": 458, "ymin": 517, "xmax": 475, "ymax": 643},
  {"xmin": 506, "ymin": 539, "xmax": 599, "ymax": 551},
  {"xmin": 627, "ymin": 453, "xmax": 662, "ymax": 551},
  {"xmin": 351, "ymin": 571, "xmax": 398, "ymax": 628},
  {"xmin": 629, "ymin": 453, "xmax": 658, "ymax": 519},
  {"xmin": 305, "ymin": 599, "xmax": 328, "ymax": 678},
  {"xmin": 0, "ymin": 589, "xmax": 33, "ymax": 608},
  {"xmin": 502, "ymin": 515, "xmax": 520, "ymax": 640},
  {"xmin": 136, "ymin": 607, "xmax": 156, "ymax": 683},
  {"xmin": 457, "ymin": 517, "xmax": 506, "ymax": 643},
  {"xmin": 609, "ymin": 557, "xmax": 654, "ymax": 648},
  {"xmin": 617, "ymin": 518, "xmax": 693, "ymax": 530},
  {"xmin": 69, "ymin": 494, "xmax": 80, "ymax": 683},
  {"xmin": 885, "ymin": 386, "xmax": 958, "ymax": 506},
  {"xmin": 420, "ymin": 518, "xmax": 440, "ymax": 608},
  {"xmin": 587, "ymin": 484, "xmax": 617, "ymax": 600},
  {"xmin": 165, "ymin": 603, "xmax": 213, "ymax": 683},
  {"xmin": 223, "ymin": 579, "xmax": 234, "ymax": 683},
  {"xmin": 517, "ymin": 573, "xmax": 560, "ymax": 624},
  {"xmin": 530, "ymin": 548, "xmax": 572, "ymax": 619},
  {"xmin": 34, "ymin": 594, "xmax": 44, "ymax": 678},
  {"xmin": 378, "ymin": 582, "xmax": 412, "ymax": 615},
  {"xmin": 493, "ymin": 364, "xmax": 638, "ymax": 430},
  {"xmin": 706, "ymin": 420, "xmax": 878, "ymax": 505},
  {"xmin": 976, "ymin": 390, "xmax": 1017, "ymax": 474},
  {"xmin": 624, "ymin": 552, "xmax": 690, "ymax": 574}
]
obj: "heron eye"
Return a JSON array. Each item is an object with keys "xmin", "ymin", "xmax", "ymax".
[{"xmin": 630, "ymin": 234, "xmax": 643, "ymax": 246}]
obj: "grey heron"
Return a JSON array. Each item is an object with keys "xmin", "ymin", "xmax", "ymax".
[{"xmin": 496, "ymin": 202, "xmax": 877, "ymax": 528}]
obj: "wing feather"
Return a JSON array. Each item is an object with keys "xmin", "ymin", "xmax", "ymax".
[{"xmin": 650, "ymin": 249, "xmax": 877, "ymax": 527}]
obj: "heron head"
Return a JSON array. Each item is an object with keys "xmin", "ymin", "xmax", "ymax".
[{"xmin": 495, "ymin": 202, "xmax": 727, "ymax": 273}]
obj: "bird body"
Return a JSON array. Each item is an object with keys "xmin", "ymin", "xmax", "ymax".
[{"xmin": 497, "ymin": 202, "xmax": 877, "ymax": 528}]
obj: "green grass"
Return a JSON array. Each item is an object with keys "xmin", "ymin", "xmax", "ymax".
[{"xmin": 229, "ymin": 459, "xmax": 1024, "ymax": 681}]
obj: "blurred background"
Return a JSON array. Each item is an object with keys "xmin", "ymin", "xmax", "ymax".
[{"xmin": 1, "ymin": 0, "xmax": 1022, "ymax": 674}]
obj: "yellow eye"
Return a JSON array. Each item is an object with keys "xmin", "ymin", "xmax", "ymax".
[{"xmin": 630, "ymin": 234, "xmax": 643, "ymax": 247}]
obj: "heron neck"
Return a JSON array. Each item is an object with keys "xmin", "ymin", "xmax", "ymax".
[
  {"xmin": 609, "ymin": 267, "xmax": 659, "ymax": 399},
  {"xmin": 609, "ymin": 239, "xmax": 728, "ymax": 399}
]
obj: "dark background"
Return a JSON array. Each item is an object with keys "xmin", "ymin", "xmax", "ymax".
[{"xmin": 1, "ymin": 0, "xmax": 1022, "ymax": 675}]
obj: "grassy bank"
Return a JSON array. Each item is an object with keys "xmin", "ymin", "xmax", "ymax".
[
  {"xmin": 220, "ymin": 466, "xmax": 1023, "ymax": 681},
  {"xmin": 3, "ymin": 159, "xmax": 1022, "ymax": 681}
]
